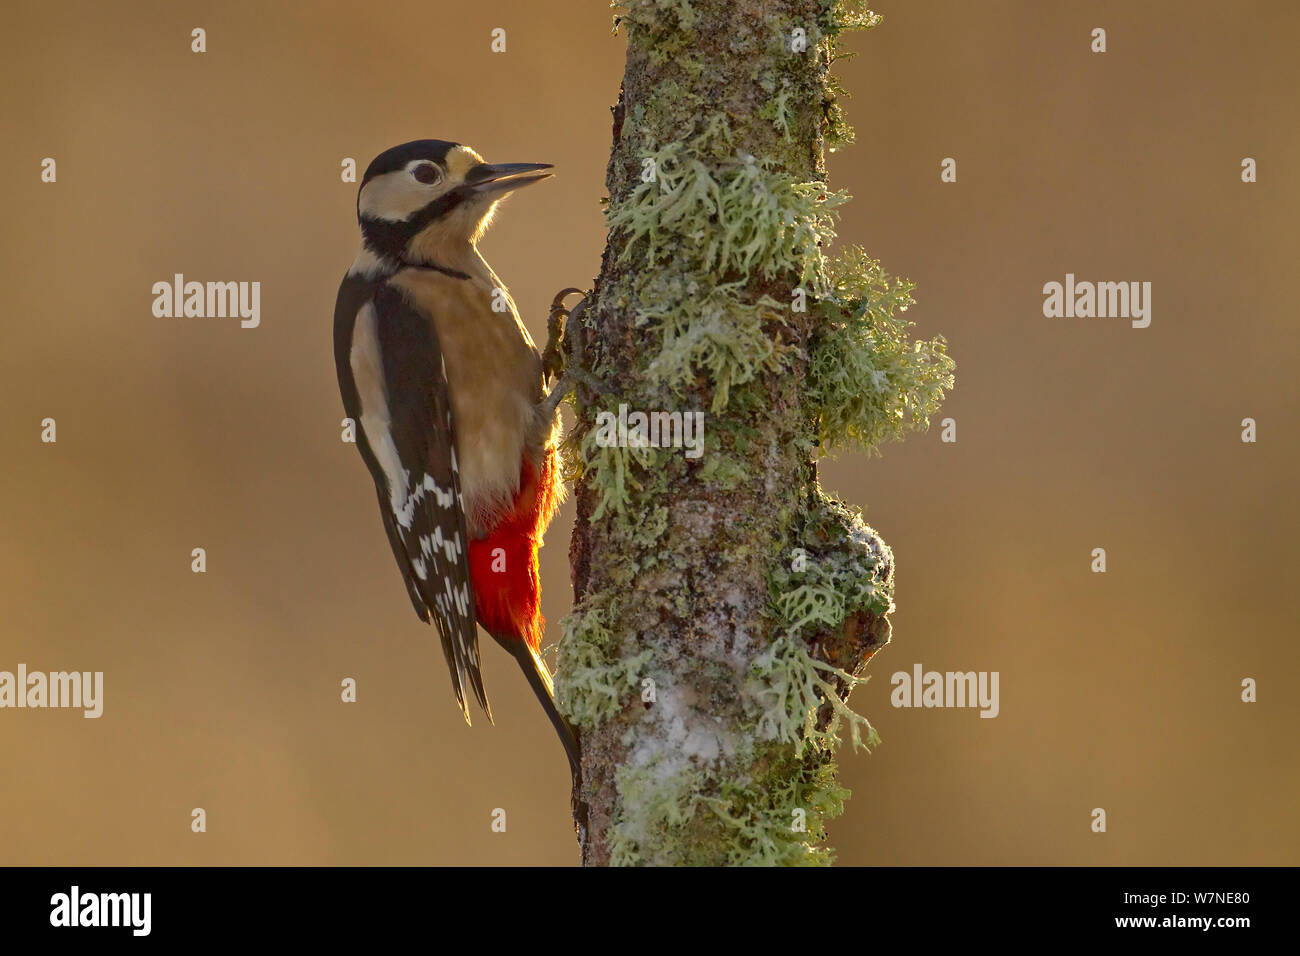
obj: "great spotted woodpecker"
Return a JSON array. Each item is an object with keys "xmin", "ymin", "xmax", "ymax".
[{"xmin": 333, "ymin": 139, "xmax": 584, "ymax": 836}]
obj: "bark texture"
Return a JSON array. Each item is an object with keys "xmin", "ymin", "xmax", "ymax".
[{"xmin": 553, "ymin": 0, "xmax": 949, "ymax": 866}]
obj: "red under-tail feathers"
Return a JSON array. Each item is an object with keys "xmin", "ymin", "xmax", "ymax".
[
  {"xmin": 468, "ymin": 449, "xmax": 563, "ymax": 650},
  {"xmin": 469, "ymin": 447, "xmax": 584, "ymax": 835}
]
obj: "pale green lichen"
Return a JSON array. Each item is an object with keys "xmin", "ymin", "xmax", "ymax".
[
  {"xmin": 808, "ymin": 246, "xmax": 955, "ymax": 453},
  {"xmin": 575, "ymin": 429, "xmax": 665, "ymax": 520},
  {"xmin": 619, "ymin": 0, "xmax": 700, "ymax": 33},
  {"xmin": 606, "ymin": 142, "xmax": 846, "ymax": 293},
  {"xmin": 630, "ymin": 504, "xmax": 671, "ymax": 549},
  {"xmin": 701, "ymin": 756, "xmax": 850, "ymax": 865},
  {"xmin": 638, "ymin": 279, "xmax": 791, "ymax": 412},
  {"xmin": 748, "ymin": 632, "xmax": 880, "ymax": 755},
  {"xmin": 591, "ymin": 487, "xmax": 895, "ymax": 864},
  {"xmin": 558, "ymin": 0, "xmax": 950, "ymax": 867},
  {"xmin": 769, "ymin": 492, "xmax": 894, "ymax": 630},
  {"xmin": 606, "ymin": 720, "xmax": 857, "ymax": 865},
  {"xmin": 760, "ymin": 86, "xmax": 796, "ymax": 142},
  {"xmin": 607, "ymin": 758, "xmax": 704, "ymax": 866},
  {"xmin": 696, "ymin": 451, "xmax": 749, "ymax": 490},
  {"xmin": 554, "ymin": 599, "xmax": 652, "ymax": 729},
  {"xmin": 820, "ymin": 4, "xmax": 884, "ymax": 149}
]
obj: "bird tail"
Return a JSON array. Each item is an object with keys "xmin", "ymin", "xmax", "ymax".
[
  {"xmin": 433, "ymin": 613, "xmax": 491, "ymax": 727},
  {"xmin": 502, "ymin": 639, "xmax": 582, "ymax": 778},
  {"xmin": 497, "ymin": 630, "xmax": 587, "ymax": 848}
]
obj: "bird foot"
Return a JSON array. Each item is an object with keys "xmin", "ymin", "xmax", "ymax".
[
  {"xmin": 542, "ymin": 287, "xmax": 586, "ymax": 386},
  {"xmin": 539, "ymin": 285, "xmax": 614, "ymax": 421}
]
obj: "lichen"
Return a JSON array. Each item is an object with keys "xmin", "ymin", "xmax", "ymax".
[
  {"xmin": 808, "ymin": 246, "xmax": 955, "ymax": 453},
  {"xmin": 557, "ymin": 0, "xmax": 951, "ymax": 867},
  {"xmin": 818, "ymin": 3, "xmax": 885, "ymax": 149},
  {"xmin": 769, "ymin": 491, "xmax": 895, "ymax": 629},
  {"xmin": 701, "ymin": 754, "xmax": 851, "ymax": 865},
  {"xmin": 603, "ymin": 688, "xmax": 860, "ymax": 865},
  {"xmin": 638, "ymin": 278, "xmax": 791, "ymax": 412},
  {"xmin": 747, "ymin": 632, "xmax": 880, "ymax": 755},
  {"xmin": 751, "ymin": 492, "xmax": 894, "ymax": 756},
  {"xmin": 759, "ymin": 85, "xmax": 796, "ymax": 142},
  {"xmin": 574, "ymin": 429, "xmax": 665, "ymax": 520},
  {"xmin": 607, "ymin": 758, "xmax": 704, "ymax": 866},
  {"xmin": 605, "ymin": 141, "xmax": 846, "ymax": 292},
  {"xmin": 554, "ymin": 598, "xmax": 652, "ymax": 729},
  {"xmin": 830, "ymin": 0, "xmax": 884, "ymax": 34}
]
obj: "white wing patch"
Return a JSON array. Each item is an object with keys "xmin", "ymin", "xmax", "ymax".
[
  {"xmin": 346, "ymin": 277, "xmax": 489, "ymax": 722},
  {"xmin": 434, "ymin": 574, "xmax": 476, "ymax": 668},
  {"xmin": 349, "ymin": 303, "xmax": 408, "ymax": 515},
  {"xmin": 408, "ymin": 521, "xmax": 463, "ymax": 580},
  {"xmin": 396, "ymin": 473, "xmax": 456, "ymax": 530},
  {"xmin": 420, "ymin": 528, "xmax": 463, "ymax": 562}
]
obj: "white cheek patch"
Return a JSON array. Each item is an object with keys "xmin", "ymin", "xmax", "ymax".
[{"xmin": 359, "ymin": 168, "xmax": 441, "ymax": 222}]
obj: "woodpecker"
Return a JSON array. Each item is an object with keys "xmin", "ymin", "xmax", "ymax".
[{"xmin": 333, "ymin": 139, "xmax": 584, "ymax": 832}]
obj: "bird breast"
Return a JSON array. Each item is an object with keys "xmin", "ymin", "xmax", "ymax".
[{"xmin": 388, "ymin": 267, "xmax": 551, "ymax": 537}]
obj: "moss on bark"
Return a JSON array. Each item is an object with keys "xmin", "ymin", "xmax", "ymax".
[{"xmin": 556, "ymin": 0, "xmax": 953, "ymax": 866}]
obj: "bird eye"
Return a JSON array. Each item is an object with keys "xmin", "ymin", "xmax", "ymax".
[{"xmin": 412, "ymin": 163, "xmax": 441, "ymax": 185}]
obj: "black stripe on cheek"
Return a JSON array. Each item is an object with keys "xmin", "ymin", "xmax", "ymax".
[
  {"xmin": 361, "ymin": 188, "xmax": 471, "ymax": 263},
  {"xmin": 409, "ymin": 186, "xmax": 469, "ymax": 231},
  {"xmin": 362, "ymin": 188, "xmax": 474, "ymax": 276}
]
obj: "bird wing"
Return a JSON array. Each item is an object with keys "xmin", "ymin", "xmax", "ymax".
[{"xmin": 343, "ymin": 278, "xmax": 489, "ymax": 723}]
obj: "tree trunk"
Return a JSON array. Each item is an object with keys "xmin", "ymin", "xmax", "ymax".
[{"xmin": 554, "ymin": 0, "xmax": 952, "ymax": 866}]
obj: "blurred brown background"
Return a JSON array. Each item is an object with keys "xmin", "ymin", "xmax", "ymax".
[{"xmin": 1, "ymin": 0, "xmax": 1296, "ymax": 865}]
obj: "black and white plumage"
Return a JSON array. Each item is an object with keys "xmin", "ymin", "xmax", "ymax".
[
  {"xmin": 335, "ymin": 272, "xmax": 487, "ymax": 718},
  {"xmin": 335, "ymin": 140, "xmax": 590, "ymax": 845},
  {"xmin": 333, "ymin": 140, "xmax": 555, "ymax": 725}
]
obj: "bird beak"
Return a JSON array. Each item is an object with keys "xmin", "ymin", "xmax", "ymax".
[{"xmin": 466, "ymin": 162, "xmax": 553, "ymax": 195}]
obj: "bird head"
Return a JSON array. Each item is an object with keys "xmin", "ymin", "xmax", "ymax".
[{"xmin": 356, "ymin": 139, "xmax": 551, "ymax": 267}]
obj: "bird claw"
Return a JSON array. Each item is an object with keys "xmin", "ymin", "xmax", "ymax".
[
  {"xmin": 572, "ymin": 368, "xmax": 615, "ymax": 397},
  {"xmin": 539, "ymin": 288, "xmax": 616, "ymax": 418},
  {"xmin": 542, "ymin": 287, "xmax": 586, "ymax": 386}
]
